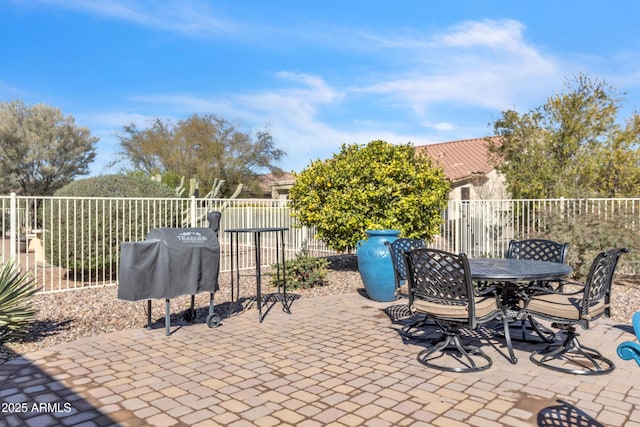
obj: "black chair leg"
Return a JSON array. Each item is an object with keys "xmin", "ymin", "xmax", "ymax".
[
  {"xmin": 530, "ymin": 327, "xmax": 615, "ymax": 375},
  {"xmin": 402, "ymin": 314, "xmax": 443, "ymax": 343},
  {"xmin": 403, "ymin": 313, "xmax": 430, "ymax": 334},
  {"xmin": 527, "ymin": 317, "xmax": 555, "ymax": 342},
  {"xmin": 417, "ymin": 328, "xmax": 493, "ymax": 373},
  {"xmin": 499, "ymin": 315, "xmax": 518, "ymax": 364}
]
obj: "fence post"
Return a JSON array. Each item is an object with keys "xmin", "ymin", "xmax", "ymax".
[
  {"xmin": 9, "ymin": 192, "xmax": 16, "ymax": 261},
  {"xmin": 190, "ymin": 196, "xmax": 197, "ymax": 227},
  {"xmin": 452, "ymin": 201, "xmax": 461, "ymax": 254}
]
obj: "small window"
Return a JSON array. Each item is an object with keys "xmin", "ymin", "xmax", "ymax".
[{"xmin": 461, "ymin": 187, "xmax": 470, "ymax": 200}]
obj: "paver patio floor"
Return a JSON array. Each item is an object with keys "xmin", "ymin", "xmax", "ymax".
[{"xmin": 1, "ymin": 291, "xmax": 639, "ymax": 426}]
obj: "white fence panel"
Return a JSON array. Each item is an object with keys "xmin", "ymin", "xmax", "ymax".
[
  {"xmin": 436, "ymin": 198, "xmax": 639, "ymax": 275},
  {"xmin": 0, "ymin": 195, "xmax": 339, "ymax": 293},
  {"xmin": 0, "ymin": 194, "xmax": 637, "ymax": 293}
]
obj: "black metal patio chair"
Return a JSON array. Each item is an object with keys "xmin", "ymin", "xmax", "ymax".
[
  {"xmin": 385, "ymin": 238, "xmax": 430, "ymax": 337},
  {"xmin": 385, "ymin": 238, "xmax": 427, "ymax": 299},
  {"xmin": 503, "ymin": 238, "xmax": 570, "ymax": 342},
  {"xmin": 520, "ymin": 247, "xmax": 628, "ymax": 375},
  {"xmin": 404, "ymin": 248, "xmax": 516, "ymax": 372},
  {"xmin": 507, "ymin": 238, "xmax": 569, "ymax": 290},
  {"xmin": 507, "ymin": 238, "xmax": 569, "ymax": 262}
]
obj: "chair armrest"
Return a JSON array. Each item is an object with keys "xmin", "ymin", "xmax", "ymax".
[
  {"xmin": 475, "ymin": 285, "xmax": 499, "ymax": 297},
  {"xmin": 557, "ymin": 279, "xmax": 583, "ymax": 287},
  {"xmin": 526, "ymin": 282, "xmax": 584, "ymax": 297},
  {"xmin": 518, "ymin": 283, "xmax": 585, "ymax": 314}
]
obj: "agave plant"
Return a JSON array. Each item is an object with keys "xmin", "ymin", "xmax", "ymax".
[{"xmin": 0, "ymin": 261, "xmax": 37, "ymax": 342}]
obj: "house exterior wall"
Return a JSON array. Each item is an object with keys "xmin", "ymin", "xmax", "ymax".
[
  {"xmin": 271, "ymin": 180, "xmax": 295, "ymax": 199},
  {"xmin": 448, "ymin": 169, "xmax": 507, "ymax": 201}
]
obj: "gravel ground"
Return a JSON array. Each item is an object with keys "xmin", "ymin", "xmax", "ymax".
[{"xmin": 1, "ymin": 254, "xmax": 639, "ymax": 364}]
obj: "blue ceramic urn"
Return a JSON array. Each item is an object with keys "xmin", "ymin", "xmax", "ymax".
[{"xmin": 356, "ymin": 229, "xmax": 400, "ymax": 302}]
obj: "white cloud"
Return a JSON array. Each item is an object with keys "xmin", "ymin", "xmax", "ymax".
[
  {"xmin": 438, "ymin": 20, "xmax": 527, "ymax": 50},
  {"xmin": 58, "ymin": 14, "xmax": 604, "ymax": 172},
  {"xmin": 429, "ymin": 122, "xmax": 454, "ymax": 131},
  {"xmin": 347, "ymin": 19, "xmax": 561, "ymax": 121},
  {"xmin": 78, "ymin": 111, "xmax": 157, "ymax": 129},
  {"xmin": 85, "ymin": 16, "xmax": 565, "ymax": 172},
  {"xmin": 37, "ymin": 0, "xmax": 233, "ymax": 35}
]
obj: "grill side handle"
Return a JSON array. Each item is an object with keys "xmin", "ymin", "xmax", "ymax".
[{"xmin": 208, "ymin": 211, "xmax": 222, "ymax": 236}]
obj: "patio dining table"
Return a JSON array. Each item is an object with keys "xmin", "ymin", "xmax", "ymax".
[
  {"xmin": 467, "ymin": 258, "xmax": 573, "ymax": 362},
  {"xmin": 468, "ymin": 258, "xmax": 572, "ymax": 283}
]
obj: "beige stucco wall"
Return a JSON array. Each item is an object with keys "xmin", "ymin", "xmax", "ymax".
[{"xmin": 448, "ymin": 169, "xmax": 508, "ymax": 201}]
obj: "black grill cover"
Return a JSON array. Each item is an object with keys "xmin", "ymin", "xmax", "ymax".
[{"xmin": 118, "ymin": 227, "xmax": 220, "ymax": 301}]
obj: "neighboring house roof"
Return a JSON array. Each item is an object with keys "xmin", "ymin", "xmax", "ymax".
[
  {"xmin": 256, "ymin": 137, "xmax": 502, "ymax": 196},
  {"xmin": 417, "ymin": 136, "xmax": 500, "ymax": 182},
  {"xmin": 259, "ymin": 172, "xmax": 296, "ymax": 186}
]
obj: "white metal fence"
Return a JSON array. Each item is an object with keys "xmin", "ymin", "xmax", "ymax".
[
  {"xmin": 439, "ymin": 197, "xmax": 639, "ymax": 277},
  {"xmin": 0, "ymin": 194, "xmax": 338, "ymax": 292},
  {"xmin": 0, "ymin": 194, "xmax": 637, "ymax": 293}
]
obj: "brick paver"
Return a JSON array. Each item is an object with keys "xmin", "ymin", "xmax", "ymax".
[{"xmin": 0, "ymin": 291, "xmax": 638, "ymax": 426}]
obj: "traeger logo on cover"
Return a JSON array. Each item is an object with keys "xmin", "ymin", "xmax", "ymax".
[{"xmin": 176, "ymin": 231, "xmax": 208, "ymax": 242}]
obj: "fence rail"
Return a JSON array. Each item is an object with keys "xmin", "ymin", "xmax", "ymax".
[{"xmin": 0, "ymin": 194, "xmax": 637, "ymax": 293}]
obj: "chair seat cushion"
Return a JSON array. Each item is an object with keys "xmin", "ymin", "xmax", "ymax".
[
  {"xmin": 412, "ymin": 295, "xmax": 498, "ymax": 319},
  {"xmin": 526, "ymin": 293, "xmax": 605, "ymax": 321},
  {"xmin": 398, "ymin": 283, "xmax": 409, "ymax": 297}
]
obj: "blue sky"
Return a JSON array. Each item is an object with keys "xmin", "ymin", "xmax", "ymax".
[{"xmin": 2, "ymin": 1, "xmax": 640, "ymax": 175}]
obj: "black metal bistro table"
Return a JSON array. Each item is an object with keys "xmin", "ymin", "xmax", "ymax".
[{"xmin": 225, "ymin": 227, "xmax": 291, "ymax": 322}]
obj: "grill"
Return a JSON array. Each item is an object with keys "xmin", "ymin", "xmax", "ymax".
[{"xmin": 118, "ymin": 212, "xmax": 222, "ymax": 335}]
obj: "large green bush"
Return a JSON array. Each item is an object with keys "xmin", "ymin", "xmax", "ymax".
[
  {"xmin": 289, "ymin": 140, "xmax": 450, "ymax": 251},
  {"xmin": 45, "ymin": 175, "xmax": 177, "ymax": 280}
]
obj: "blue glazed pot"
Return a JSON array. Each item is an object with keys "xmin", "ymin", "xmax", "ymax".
[{"xmin": 356, "ymin": 229, "xmax": 400, "ymax": 302}]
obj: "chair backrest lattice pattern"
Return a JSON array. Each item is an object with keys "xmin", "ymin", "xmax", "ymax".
[
  {"xmin": 506, "ymin": 239, "xmax": 569, "ymax": 263},
  {"xmin": 582, "ymin": 248, "xmax": 629, "ymax": 319},
  {"xmin": 405, "ymin": 248, "xmax": 472, "ymax": 305},
  {"xmin": 386, "ymin": 238, "xmax": 427, "ymax": 284}
]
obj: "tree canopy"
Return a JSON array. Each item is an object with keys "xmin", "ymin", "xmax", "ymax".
[
  {"xmin": 488, "ymin": 74, "xmax": 640, "ymax": 199},
  {"xmin": 115, "ymin": 114, "xmax": 285, "ymax": 197},
  {"xmin": 0, "ymin": 100, "xmax": 97, "ymax": 195},
  {"xmin": 289, "ymin": 140, "xmax": 450, "ymax": 252}
]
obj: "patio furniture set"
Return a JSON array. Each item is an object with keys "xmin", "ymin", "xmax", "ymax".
[
  {"xmin": 117, "ymin": 212, "xmax": 632, "ymax": 376},
  {"xmin": 387, "ymin": 237, "xmax": 629, "ymax": 375}
]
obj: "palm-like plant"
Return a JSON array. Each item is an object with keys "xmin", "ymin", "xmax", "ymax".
[{"xmin": 0, "ymin": 261, "xmax": 37, "ymax": 342}]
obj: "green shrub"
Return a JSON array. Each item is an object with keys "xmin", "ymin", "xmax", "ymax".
[
  {"xmin": 0, "ymin": 261, "xmax": 37, "ymax": 342},
  {"xmin": 45, "ymin": 175, "xmax": 178, "ymax": 280},
  {"xmin": 53, "ymin": 174, "xmax": 177, "ymax": 198},
  {"xmin": 538, "ymin": 205, "xmax": 638, "ymax": 278},
  {"xmin": 289, "ymin": 140, "xmax": 450, "ymax": 251},
  {"xmin": 271, "ymin": 249, "xmax": 330, "ymax": 290}
]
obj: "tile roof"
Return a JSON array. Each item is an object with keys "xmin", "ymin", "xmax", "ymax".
[
  {"xmin": 259, "ymin": 138, "xmax": 501, "ymax": 191},
  {"xmin": 259, "ymin": 172, "xmax": 296, "ymax": 186},
  {"xmin": 417, "ymin": 136, "xmax": 501, "ymax": 182}
]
